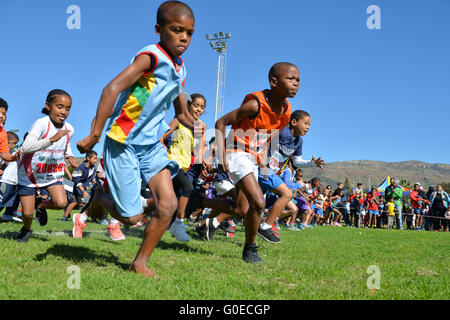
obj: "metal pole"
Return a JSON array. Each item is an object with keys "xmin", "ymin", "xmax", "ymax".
[{"xmin": 214, "ymin": 52, "xmax": 221, "ymax": 125}]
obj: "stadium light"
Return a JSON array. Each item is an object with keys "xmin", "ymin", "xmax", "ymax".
[{"xmin": 205, "ymin": 32, "xmax": 231, "ymax": 124}]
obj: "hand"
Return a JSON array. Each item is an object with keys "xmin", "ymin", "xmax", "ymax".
[
  {"xmin": 50, "ymin": 129, "xmax": 71, "ymax": 143},
  {"xmin": 66, "ymin": 156, "xmax": 79, "ymax": 169},
  {"xmin": 83, "ymin": 191, "xmax": 89, "ymax": 198},
  {"xmin": 312, "ymin": 155, "xmax": 326, "ymax": 170},
  {"xmin": 77, "ymin": 134, "xmax": 100, "ymax": 154},
  {"xmin": 12, "ymin": 148, "xmax": 22, "ymax": 161}
]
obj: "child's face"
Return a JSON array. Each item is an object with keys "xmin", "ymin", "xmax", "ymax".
[
  {"xmin": 0, "ymin": 107, "xmax": 6, "ymax": 127},
  {"xmin": 46, "ymin": 95, "xmax": 71, "ymax": 127},
  {"xmin": 87, "ymin": 154, "xmax": 97, "ymax": 166},
  {"xmin": 292, "ymin": 116, "xmax": 310, "ymax": 136},
  {"xmin": 272, "ymin": 65, "xmax": 300, "ymax": 98},
  {"xmin": 156, "ymin": 14, "xmax": 195, "ymax": 58},
  {"xmin": 295, "ymin": 171, "xmax": 303, "ymax": 180},
  {"xmin": 188, "ymin": 98, "xmax": 205, "ymax": 120},
  {"xmin": 8, "ymin": 138, "xmax": 18, "ymax": 151}
]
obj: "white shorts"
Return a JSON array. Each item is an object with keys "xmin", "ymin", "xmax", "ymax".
[
  {"xmin": 226, "ymin": 151, "xmax": 258, "ymax": 185},
  {"xmin": 214, "ymin": 179, "xmax": 235, "ymax": 196}
]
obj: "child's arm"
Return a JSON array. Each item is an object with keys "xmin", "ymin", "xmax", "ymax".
[
  {"xmin": 64, "ymin": 165, "xmax": 73, "ymax": 180},
  {"xmin": 173, "ymin": 93, "xmax": 195, "ymax": 127},
  {"xmin": 215, "ymin": 99, "xmax": 259, "ymax": 173},
  {"xmin": 160, "ymin": 118, "xmax": 180, "ymax": 151},
  {"xmin": 77, "ymin": 54, "xmax": 155, "ymax": 153}
]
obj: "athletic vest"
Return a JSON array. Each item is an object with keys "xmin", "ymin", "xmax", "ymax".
[
  {"xmin": 226, "ymin": 90, "xmax": 291, "ymax": 164},
  {"xmin": 106, "ymin": 43, "xmax": 187, "ymax": 146}
]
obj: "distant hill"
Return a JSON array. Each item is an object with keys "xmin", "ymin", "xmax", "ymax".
[{"xmin": 299, "ymin": 160, "xmax": 450, "ymax": 190}]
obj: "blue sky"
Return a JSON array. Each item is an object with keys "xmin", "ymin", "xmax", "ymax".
[{"xmin": 1, "ymin": 0, "xmax": 449, "ymax": 164}]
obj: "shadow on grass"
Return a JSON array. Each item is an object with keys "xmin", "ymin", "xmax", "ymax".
[
  {"xmin": 0, "ymin": 231, "xmax": 50, "ymax": 242},
  {"xmin": 156, "ymin": 239, "xmax": 213, "ymax": 255},
  {"xmin": 33, "ymin": 244, "xmax": 130, "ymax": 270}
]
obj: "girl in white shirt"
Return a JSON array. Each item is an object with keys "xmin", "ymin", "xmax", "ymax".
[{"xmin": 16, "ymin": 89, "xmax": 75, "ymax": 242}]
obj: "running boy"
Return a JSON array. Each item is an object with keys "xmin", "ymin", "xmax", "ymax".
[
  {"xmin": 215, "ymin": 62, "xmax": 299, "ymax": 263},
  {"xmin": 76, "ymin": 1, "xmax": 196, "ymax": 277},
  {"xmin": 257, "ymin": 109, "xmax": 325, "ymax": 242}
]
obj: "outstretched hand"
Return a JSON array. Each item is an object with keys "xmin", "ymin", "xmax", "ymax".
[
  {"xmin": 77, "ymin": 134, "xmax": 100, "ymax": 154},
  {"xmin": 312, "ymin": 155, "xmax": 326, "ymax": 170}
]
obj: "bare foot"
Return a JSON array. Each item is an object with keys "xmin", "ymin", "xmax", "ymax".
[{"xmin": 129, "ymin": 262, "xmax": 155, "ymax": 278}]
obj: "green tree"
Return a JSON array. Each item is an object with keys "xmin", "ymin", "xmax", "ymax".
[
  {"xmin": 344, "ymin": 177, "xmax": 351, "ymax": 194},
  {"xmin": 400, "ymin": 179, "xmax": 413, "ymax": 189}
]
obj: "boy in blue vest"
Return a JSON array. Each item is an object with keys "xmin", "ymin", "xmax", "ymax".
[{"xmin": 76, "ymin": 1, "xmax": 196, "ymax": 277}]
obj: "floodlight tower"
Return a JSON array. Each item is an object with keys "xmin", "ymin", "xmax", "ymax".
[{"xmin": 206, "ymin": 32, "xmax": 231, "ymax": 125}]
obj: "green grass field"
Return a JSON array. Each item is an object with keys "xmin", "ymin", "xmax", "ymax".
[{"xmin": 0, "ymin": 210, "xmax": 448, "ymax": 300}]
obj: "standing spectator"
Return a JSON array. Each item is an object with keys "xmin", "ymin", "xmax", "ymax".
[
  {"xmin": 424, "ymin": 186, "xmax": 435, "ymax": 230},
  {"xmin": 385, "ymin": 179, "xmax": 403, "ymax": 230},
  {"xmin": 337, "ymin": 182, "xmax": 351, "ymax": 227},
  {"xmin": 410, "ymin": 183, "xmax": 429, "ymax": 231},
  {"xmin": 366, "ymin": 186, "xmax": 380, "ymax": 228},
  {"xmin": 429, "ymin": 185, "xmax": 449, "ymax": 232},
  {"xmin": 386, "ymin": 197, "xmax": 395, "ymax": 230}
]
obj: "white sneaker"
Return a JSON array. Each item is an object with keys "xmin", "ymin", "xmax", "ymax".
[{"xmin": 169, "ymin": 222, "xmax": 190, "ymax": 242}]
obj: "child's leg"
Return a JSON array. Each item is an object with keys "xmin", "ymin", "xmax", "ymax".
[
  {"xmin": 20, "ymin": 195, "xmax": 35, "ymax": 230},
  {"xmin": 236, "ymin": 174, "xmax": 265, "ymax": 245},
  {"xmin": 45, "ymin": 184, "xmax": 68, "ymax": 209},
  {"xmin": 130, "ymin": 168, "xmax": 178, "ymax": 277},
  {"xmin": 262, "ymin": 182, "xmax": 291, "ymax": 226}
]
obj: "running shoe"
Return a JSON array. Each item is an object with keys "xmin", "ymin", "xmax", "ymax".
[
  {"xmin": 35, "ymin": 208, "xmax": 48, "ymax": 226},
  {"xmin": 16, "ymin": 226, "xmax": 32, "ymax": 243},
  {"xmin": 59, "ymin": 216, "xmax": 69, "ymax": 222},
  {"xmin": 206, "ymin": 218, "xmax": 218, "ymax": 241},
  {"xmin": 242, "ymin": 243, "xmax": 263, "ymax": 263},
  {"xmin": 72, "ymin": 213, "xmax": 87, "ymax": 239},
  {"xmin": 288, "ymin": 224, "xmax": 300, "ymax": 231},
  {"xmin": 108, "ymin": 222, "xmax": 126, "ymax": 241},
  {"xmin": 195, "ymin": 224, "xmax": 207, "ymax": 238},
  {"xmin": 169, "ymin": 221, "xmax": 190, "ymax": 242},
  {"xmin": 257, "ymin": 226, "xmax": 281, "ymax": 243}
]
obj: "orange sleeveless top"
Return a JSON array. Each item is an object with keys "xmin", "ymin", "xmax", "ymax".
[{"xmin": 226, "ymin": 90, "xmax": 291, "ymax": 164}]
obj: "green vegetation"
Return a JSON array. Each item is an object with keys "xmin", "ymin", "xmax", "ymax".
[{"xmin": 0, "ymin": 210, "xmax": 448, "ymax": 300}]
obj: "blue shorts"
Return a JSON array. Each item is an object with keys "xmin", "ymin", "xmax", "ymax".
[
  {"xmin": 104, "ymin": 137, "xmax": 179, "ymax": 218},
  {"xmin": 258, "ymin": 172, "xmax": 284, "ymax": 194},
  {"xmin": 0, "ymin": 183, "xmax": 18, "ymax": 207},
  {"xmin": 17, "ymin": 181, "xmax": 63, "ymax": 197},
  {"xmin": 314, "ymin": 207, "xmax": 323, "ymax": 216},
  {"xmin": 369, "ymin": 210, "xmax": 379, "ymax": 216},
  {"xmin": 413, "ymin": 208, "xmax": 423, "ymax": 215}
]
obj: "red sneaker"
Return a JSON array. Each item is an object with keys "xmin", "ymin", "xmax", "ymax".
[{"xmin": 72, "ymin": 213, "xmax": 87, "ymax": 239}]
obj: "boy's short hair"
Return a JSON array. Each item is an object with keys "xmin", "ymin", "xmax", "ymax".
[
  {"xmin": 290, "ymin": 110, "xmax": 310, "ymax": 122},
  {"xmin": 86, "ymin": 150, "xmax": 98, "ymax": 159},
  {"xmin": 6, "ymin": 131, "xmax": 19, "ymax": 142},
  {"xmin": 268, "ymin": 62, "xmax": 298, "ymax": 82},
  {"xmin": 157, "ymin": 1, "xmax": 194, "ymax": 26},
  {"xmin": 0, "ymin": 98, "xmax": 8, "ymax": 111}
]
